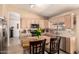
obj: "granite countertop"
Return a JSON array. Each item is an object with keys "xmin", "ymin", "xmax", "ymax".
[{"xmin": 56, "ymin": 29, "xmax": 76, "ymax": 37}]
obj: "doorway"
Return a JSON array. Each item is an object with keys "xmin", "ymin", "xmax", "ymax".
[{"xmin": 9, "ymin": 12, "xmax": 20, "ymax": 38}]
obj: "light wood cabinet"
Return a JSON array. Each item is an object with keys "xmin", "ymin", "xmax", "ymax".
[
  {"xmin": 60, "ymin": 37, "xmax": 76, "ymax": 54},
  {"xmin": 49, "ymin": 13, "xmax": 75, "ymax": 29},
  {"xmin": 64, "ymin": 15, "xmax": 71, "ymax": 28},
  {"xmin": 66, "ymin": 38, "xmax": 70, "ymax": 53},
  {"xmin": 21, "ymin": 18, "xmax": 46, "ymax": 29}
]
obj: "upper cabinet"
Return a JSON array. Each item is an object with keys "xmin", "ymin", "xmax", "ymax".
[
  {"xmin": 21, "ymin": 17, "xmax": 46, "ymax": 29},
  {"xmin": 49, "ymin": 13, "xmax": 75, "ymax": 29},
  {"xmin": 64, "ymin": 14, "xmax": 75, "ymax": 29},
  {"xmin": 64, "ymin": 15, "xmax": 71, "ymax": 28}
]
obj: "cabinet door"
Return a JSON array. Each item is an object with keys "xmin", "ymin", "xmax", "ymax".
[
  {"xmin": 66, "ymin": 38, "xmax": 70, "ymax": 53},
  {"xmin": 60, "ymin": 37, "xmax": 66, "ymax": 51},
  {"xmin": 39, "ymin": 20, "xmax": 44, "ymax": 28},
  {"xmin": 64, "ymin": 15, "xmax": 71, "ymax": 28},
  {"xmin": 70, "ymin": 37, "xmax": 76, "ymax": 53},
  {"xmin": 60, "ymin": 37, "xmax": 70, "ymax": 53}
]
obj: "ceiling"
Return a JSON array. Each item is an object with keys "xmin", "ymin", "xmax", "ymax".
[{"xmin": 20, "ymin": 4, "xmax": 79, "ymax": 17}]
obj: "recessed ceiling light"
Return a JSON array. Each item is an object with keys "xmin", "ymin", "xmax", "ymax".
[
  {"xmin": 30, "ymin": 4, "xmax": 35, "ymax": 8},
  {"xmin": 30, "ymin": 4, "xmax": 44, "ymax": 8}
]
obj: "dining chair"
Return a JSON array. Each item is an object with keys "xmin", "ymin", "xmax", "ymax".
[
  {"xmin": 45, "ymin": 37, "xmax": 61, "ymax": 54},
  {"xmin": 29, "ymin": 39, "xmax": 46, "ymax": 54}
]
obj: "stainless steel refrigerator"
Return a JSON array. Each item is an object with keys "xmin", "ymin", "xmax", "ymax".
[{"xmin": 0, "ymin": 17, "xmax": 7, "ymax": 54}]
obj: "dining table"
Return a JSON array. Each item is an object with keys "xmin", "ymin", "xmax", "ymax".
[{"xmin": 20, "ymin": 36, "xmax": 51, "ymax": 49}]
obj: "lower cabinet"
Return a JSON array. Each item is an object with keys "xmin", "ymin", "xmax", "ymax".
[{"xmin": 60, "ymin": 37, "xmax": 76, "ymax": 54}]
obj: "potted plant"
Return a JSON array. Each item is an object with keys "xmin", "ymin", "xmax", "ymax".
[{"xmin": 35, "ymin": 27, "xmax": 42, "ymax": 39}]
